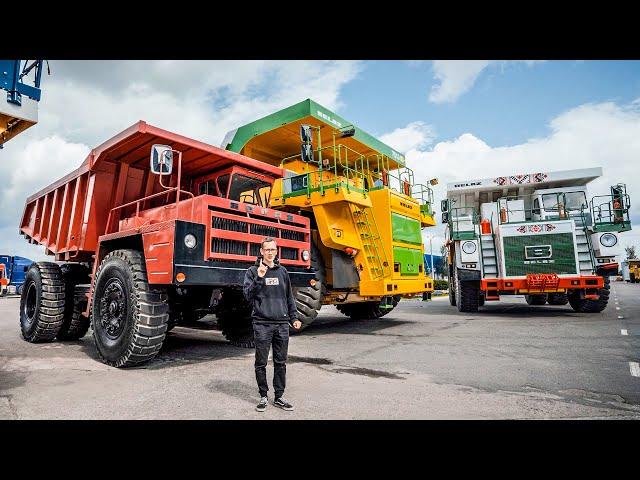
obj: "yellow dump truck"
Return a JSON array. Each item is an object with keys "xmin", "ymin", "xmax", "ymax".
[{"xmin": 223, "ymin": 99, "xmax": 437, "ymax": 330}]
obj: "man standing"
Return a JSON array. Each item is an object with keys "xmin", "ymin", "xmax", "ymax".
[{"xmin": 243, "ymin": 237, "xmax": 301, "ymax": 412}]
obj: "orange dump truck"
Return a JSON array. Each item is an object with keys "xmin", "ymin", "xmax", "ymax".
[{"xmin": 18, "ymin": 121, "xmax": 314, "ymax": 367}]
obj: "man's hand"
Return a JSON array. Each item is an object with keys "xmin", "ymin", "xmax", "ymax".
[
  {"xmin": 292, "ymin": 320, "xmax": 302, "ymax": 330},
  {"xmin": 257, "ymin": 261, "xmax": 268, "ymax": 278}
]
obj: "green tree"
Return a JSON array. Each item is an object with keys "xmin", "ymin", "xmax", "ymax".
[
  {"xmin": 436, "ymin": 244, "xmax": 448, "ymax": 278},
  {"xmin": 625, "ymin": 246, "xmax": 637, "ymax": 260}
]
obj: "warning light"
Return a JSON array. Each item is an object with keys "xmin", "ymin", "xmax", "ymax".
[{"xmin": 176, "ymin": 273, "xmax": 186, "ymax": 283}]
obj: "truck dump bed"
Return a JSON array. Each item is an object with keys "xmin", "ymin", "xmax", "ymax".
[{"xmin": 20, "ymin": 121, "xmax": 284, "ymax": 262}]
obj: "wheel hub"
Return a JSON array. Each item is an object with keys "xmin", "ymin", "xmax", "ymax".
[
  {"xmin": 24, "ymin": 282, "xmax": 37, "ymax": 323},
  {"xmin": 99, "ymin": 279, "xmax": 126, "ymax": 339}
]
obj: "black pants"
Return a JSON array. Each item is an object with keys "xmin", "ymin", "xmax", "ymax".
[{"xmin": 253, "ymin": 321, "xmax": 290, "ymax": 398}]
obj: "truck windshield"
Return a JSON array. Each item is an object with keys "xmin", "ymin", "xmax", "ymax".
[
  {"xmin": 228, "ymin": 174, "xmax": 271, "ymax": 206},
  {"xmin": 542, "ymin": 191, "xmax": 587, "ymax": 212}
]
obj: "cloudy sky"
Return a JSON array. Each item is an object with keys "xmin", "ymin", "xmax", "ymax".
[{"xmin": 1, "ymin": 60, "xmax": 639, "ymax": 262}]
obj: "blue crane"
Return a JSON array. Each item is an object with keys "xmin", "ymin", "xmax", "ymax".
[{"xmin": 0, "ymin": 60, "xmax": 48, "ymax": 148}]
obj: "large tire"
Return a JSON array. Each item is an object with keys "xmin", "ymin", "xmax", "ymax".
[
  {"xmin": 291, "ymin": 242, "xmax": 326, "ymax": 333},
  {"xmin": 335, "ymin": 295, "xmax": 400, "ymax": 320},
  {"xmin": 19, "ymin": 262, "xmax": 66, "ymax": 342},
  {"xmin": 91, "ymin": 250, "xmax": 169, "ymax": 367},
  {"xmin": 525, "ymin": 294, "xmax": 548, "ymax": 305},
  {"xmin": 215, "ymin": 289, "xmax": 254, "ymax": 348},
  {"xmin": 455, "ymin": 271, "xmax": 479, "ymax": 313},
  {"xmin": 568, "ymin": 277, "xmax": 610, "ymax": 313},
  {"xmin": 547, "ymin": 293, "xmax": 569, "ymax": 306},
  {"xmin": 57, "ymin": 263, "xmax": 91, "ymax": 340},
  {"xmin": 448, "ymin": 274, "xmax": 457, "ymax": 306},
  {"xmin": 478, "ymin": 292, "xmax": 485, "ymax": 307}
]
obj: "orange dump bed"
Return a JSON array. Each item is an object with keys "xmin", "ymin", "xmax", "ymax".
[{"xmin": 19, "ymin": 121, "xmax": 284, "ymax": 262}]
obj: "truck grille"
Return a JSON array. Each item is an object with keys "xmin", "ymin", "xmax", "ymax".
[
  {"xmin": 208, "ymin": 203, "xmax": 309, "ymax": 266},
  {"xmin": 280, "ymin": 247, "xmax": 298, "ymax": 260},
  {"xmin": 250, "ymin": 223, "xmax": 278, "ymax": 237},
  {"xmin": 280, "ymin": 230, "xmax": 305, "ymax": 242},
  {"xmin": 211, "ymin": 238, "xmax": 248, "ymax": 256},
  {"xmin": 249, "ymin": 243, "xmax": 261, "ymax": 257},
  {"xmin": 503, "ymin": 233, "xmax": 577, "ymax": 276},
  {"xmin": 213, "ymin": 217, "xmax": 247, "ymax": 233}
]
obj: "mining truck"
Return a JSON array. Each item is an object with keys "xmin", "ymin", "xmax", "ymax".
[
  {"xmin": 622, "ymin": 259, "xmax": 640, "ymax": 283},
  {"xmin": 18, "ymin": 121, "xmax": 315, "ymax": 366},
  {"xmin": 222, "ymin": 99, "xmax": 437, "ymax": 327},
  {"xmin": 18, "ymin": 100, "xmax": 436, "ymax": 367},
  {"xmin": 442, "ymin": 167, "xmax": 632, "ymax": 312},
  {"xmin": 0, "ymin": 263, "xmax": 7, "ymax": 296}
]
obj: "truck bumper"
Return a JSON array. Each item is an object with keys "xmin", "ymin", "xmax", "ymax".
[
  {"xmin": 172, "ymin": 262, "xmax": 316, "ymax": 287},
  {"xmin": 359, "ymin": 276, "xmax": 434, "ymax": 297},
  {"xmin": 481, "ymin": 275, "xmax": 604, "ymax": 294}
]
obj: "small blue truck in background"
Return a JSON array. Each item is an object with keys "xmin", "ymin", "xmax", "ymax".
[{"xmin": 0, "ymin": 255, "xmax": 34, "ymax": 295}]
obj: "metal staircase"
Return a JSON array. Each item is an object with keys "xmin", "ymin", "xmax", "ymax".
[
  {"xmin": 573, "ymin": 214, "xmax": 596, "ymax": 275},
  {"xmin": 480, "ymin": 233, "xmax": 499, "ymax": 277},
  {"xmin": 350, "ymin": 205, "xmax": 390, "ymax": 280}
]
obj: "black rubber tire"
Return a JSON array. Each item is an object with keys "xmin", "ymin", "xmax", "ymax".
[
  {"xmin": 335, "ymin": 295, "xmax": 400, "ymax": 320},
  {"xmin": 291, "ymin": 242, "xmax": 326, "ymax": 333},
  {"xmin": 19, "ymin": 262, "xmax": 66, "ymax": 342},
  {"xmin": 568, "ymin": 277, "xmax": 610, "ymax": 313},
  {"xmin": 478, "ymin": 292, "xmax": 485, "ymax": 307},
  {"xmin": 547, "ymin": 293, "xmax": 569, "ymax": 306},
  {"xmin": 58, "ymin": 288, "xmax": 91, "ymax": 340},
  {"xmin": 448, "ymin": 276, "xmax": 457, "ymax": 306},
  {"xmin": 525, "ymin": 294, "xmax": 548, "ymax": 305},
  {"xmin": 455, "ymin": 272, "xmax": 479, "ymax": 313},
  {"xmin": 215, "ymin": 290, "xmax": 254, "ymax": 348},
  {"xmin": 91, "ymin": 250, "xmax": 169, "ymax": 367},
  {"xmin": 57, "ymin": 263, "xmax": 91, "ymax": 340}
]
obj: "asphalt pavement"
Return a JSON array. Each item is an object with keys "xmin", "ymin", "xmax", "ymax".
[{"xmin": 1, "ymin": 282, "xmax": 639, "ymax": 419}]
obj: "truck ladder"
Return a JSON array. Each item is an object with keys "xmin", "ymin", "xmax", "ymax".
[{"xmin": 350, "ymin": 205, "xmax": 390, "ymax": 280}]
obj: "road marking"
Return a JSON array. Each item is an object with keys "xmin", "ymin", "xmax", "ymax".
[
  {"xmin": 630, "ymin": 362, "xmax": 640, "ymax": 377},
  {"xmin": 618, "ymin": 316, "xmax": 624, "ymax": 319},
  {"xmin": 621, "ymin": 329, "xmax": 628, "ymax": 336},
  {"xmin": 616, "ymin": 307, "xmax": 621, "ymax": 310}
]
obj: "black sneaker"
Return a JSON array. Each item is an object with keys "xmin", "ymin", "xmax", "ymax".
[
  {"xmin": 256, "ymin": 396, "xmax": 268, "ymax": 412},
  {"xmin": 273, "ymin": 397, "xmax": 294, "ymax": 411}
]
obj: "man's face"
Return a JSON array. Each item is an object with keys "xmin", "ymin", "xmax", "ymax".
[{"xmin": 260, "ymin": 241, "xmax": 278, "ymax": 263}]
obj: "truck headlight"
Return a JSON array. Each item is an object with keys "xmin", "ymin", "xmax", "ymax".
[
  {"xmin": 600, "ymin": 233, "xmax": 617, "ymax": 247},
  {"xmin": 462, "ymin": 241, "xmax": 477, "ymax": 254},
  {"xmin": 301, "ymin": 250, "xmax": 310, "ymax": 261},
  {"xmin": 184, "ymin": 234, "xmax": 197, "ymax": 249}
]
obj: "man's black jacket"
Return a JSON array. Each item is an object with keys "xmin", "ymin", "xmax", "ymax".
[{"xmin": 243, "ymin": 259, "xmax": 298, "ymax": 324}]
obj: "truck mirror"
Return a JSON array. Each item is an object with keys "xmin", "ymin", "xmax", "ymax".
[
  {"xmin": 441, "ymin": 212, "xmax": 449, "ymax": 223},
  {"xmin": 150, "ymin": 144, "xmax": 173, "ymax": 175},
  {"xmin": 441, "ymin": 199, "xmax": 448, "ymax": 212},
  {"xmin": 301, "ymin": 143, "xmax": 314, "ymax": 163},
  {"xmin": 300, "ymin": 124, "xmax": 313, "ymax": 144}
]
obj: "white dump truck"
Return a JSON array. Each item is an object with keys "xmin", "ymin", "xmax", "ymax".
[{"xmin": 442, "ymin": 167, "xmax": 631, "ymax": 312}]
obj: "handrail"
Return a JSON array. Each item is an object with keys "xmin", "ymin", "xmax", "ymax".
[
  {"xmin": 589, "ymin": 192, "xmax": 631, "ymax": 230},
  {"xmin": 279, "ymin": 135, "xmax": 432, "ymax": 213}
]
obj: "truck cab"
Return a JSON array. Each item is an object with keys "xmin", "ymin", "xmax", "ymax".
[{"xmin": 531, "ymin": 187, "xmax": 589, "ymax": 222}]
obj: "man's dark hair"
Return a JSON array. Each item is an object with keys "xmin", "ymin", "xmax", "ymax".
[{"xmin": 261, "ymin": 237, "xmax": 277, "ymax": 248}]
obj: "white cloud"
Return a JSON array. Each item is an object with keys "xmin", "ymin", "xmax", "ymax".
[
  {"xmin": 0, "ymin": 60, "xmax": 362, "ymax": 261},
  {"xmin": 429, "ymin": 60, "xmax": 491, "ymax": 104},
  {"xmin": 428, "ymin": 60, "xmax": 544, "ymax": 104},
  {"xmin": 380, "ymin": 121, "xmax": 435, "ymax": 154},
  {"xmin": 403, "ymin": 98, "xmax": 640, "ymax": 253}
]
